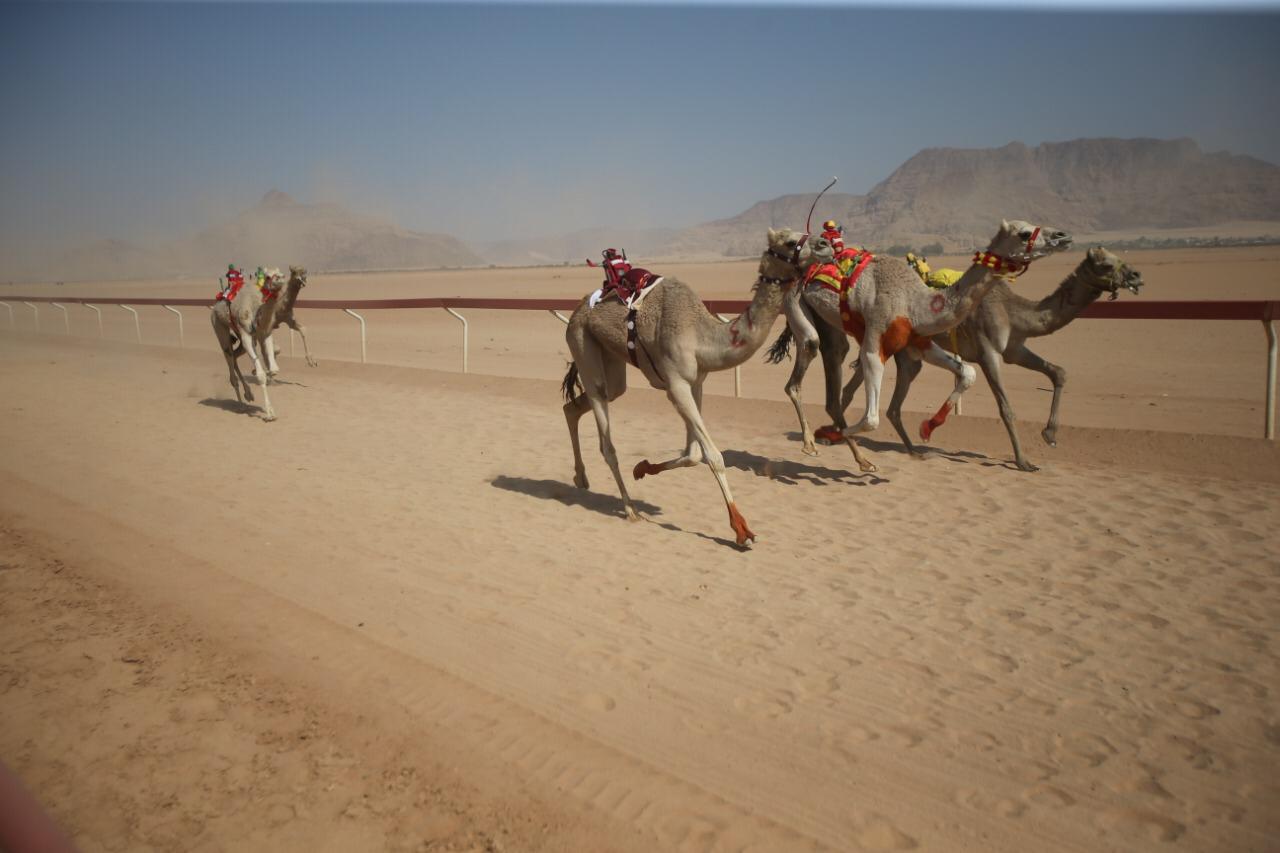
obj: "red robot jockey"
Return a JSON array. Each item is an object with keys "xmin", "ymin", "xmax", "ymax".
[{"xmin": 587, "ymin": 248, "xmax": 659, "ymax": 307}]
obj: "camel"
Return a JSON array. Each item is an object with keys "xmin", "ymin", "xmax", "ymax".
[
  {"xmin": 209, "ymin": 266, "xmax": 313, "ymax": 420},
  {"xmin": 560, "ymin": 228, "xmax": 856, "ymax": 547},
  {"xmin": 778, "ymin": 219, "xmax": 1074, "ymax": 453},
  {"xmin": 258, "ymin": 266, "xmax": 318, "ymax": 375},
  {"xmin": 833, "ymin": 246, "xmax": 1144, "ymax": 471}
]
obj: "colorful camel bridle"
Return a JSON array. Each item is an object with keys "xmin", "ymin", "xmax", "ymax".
[{"xmin": 971, "ymin": 226, "xmax": 1042, "ymax": 279}]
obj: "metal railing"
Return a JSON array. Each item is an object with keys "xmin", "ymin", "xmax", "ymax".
[{"xmin": 3, "ymin": 294, "xmax": 1277, "ymax": 439}]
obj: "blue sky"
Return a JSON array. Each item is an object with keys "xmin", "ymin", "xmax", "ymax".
[{"xmin": 2, "ymin": 1, "xmax": 1278, "ymax": 254}]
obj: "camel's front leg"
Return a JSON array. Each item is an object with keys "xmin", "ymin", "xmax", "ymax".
[
  {"xmin": 918, "ymin": 342, "xmax": 977, "ymax": 442},
  {"xmin": 244, "ymin": 337, "xmax": 276, "ymax": 421},
  {"xmin": 665, "ymin": 379, "xmax": 754, "ymax": 547},
  {"xmin": 263, "ymin": 332, "xmax": 281, "ymax": 377},
  {"xmin": 844, "ymin": 337, "xmax": 885, "ymax": 435},
  {"xmin": 977, "ymin": 345, "xmax": 1032, "ymax": 471},
  {"xmin": 1004, "ymin": 343, "xmax": 1066, "ymax": 447},
  {"xmin": 781, "ymin": 332, "xmax": 819, "ymax": 457},
  {"xmin": 285, "ymin": 317, "xmax": 319, "ymax": 367},
  {"xmin": 635, "ymin": 382, "xmax": 707, "ymax": 477}
]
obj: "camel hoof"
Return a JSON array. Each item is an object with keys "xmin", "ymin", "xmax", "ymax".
[
  {"xmin": 739, "ymin": 536, "xmax": 755, "ymax": 548},
  {"xmin": 1042, "ymin": 429, "xmax": 1057, "ymax": 447},
  {"xmin": 633, "ymin": 460, "xmax": 659, "ymax": 480},
  {"xmin": 848, "ymin": 420, "xmax": 876, "ymax": 435},
  {"xmin": 625, "ymin": 511, "xmax": 642, "ymax": 523},
  {"xmin": 858, "ymin": 461, "xmax": 879, "ymax": 474},
  {"xmin": 801, "ymin": 443, "xmax": 819, "ymax": 458},
  {"xmin": 813, "ymin": 425, "xmax": 843, "ymax": 445},
  {"xmin": 573, "ymin": 472, "xmax": 589, "ymax": 489},
  {"xmin": 262, "ymin": 414, "xmax": 277, "ymax": 422},
  {"xmin": 307, "ymin": 358, "xmax": 319, "ymax": 367},
  {"xmin": 1016, "ymin": 460, "xmax": 1039, "ymax": 472}
]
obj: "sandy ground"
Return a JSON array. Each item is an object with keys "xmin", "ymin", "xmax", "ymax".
[{"xmin": 1, "ymin": 247, "xmax": 1279, "ymax": 852}]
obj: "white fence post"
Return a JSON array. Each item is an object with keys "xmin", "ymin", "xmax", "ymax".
[
  {"xmin": 343, "ymin": 308, "xmax": 366, "ymax": 363},
  {"xmin": 715, "ymin": 314, "xmax": 742, "ymax": 398},
  {"xmin": 84, "ymin": 304, "xmax": 103, "ymax": 337},
  {"xmin": 22, "ymin": 301, "xmax": 39, "ymax": 332},
  {"xmin": 0, "ymin": 301, "xmax": 13, "ymax": 330},
  {"xmin": 1266, "ymin": 319, "xmax": 1277, "ymax": 440},
  {"xmin": 51, "ymin": 302, "xmax": 70, "ymax": 334},
  {"xmin": 119, "ymin": 305, "xmax": 141, "ymax": 343},
  {"xmin": 162, "ymin": 305, "xmax": 184, "ymax": 348},
  {"xmin": 444, "ymin": 307, "xmax": 468, "ymax": 373}
]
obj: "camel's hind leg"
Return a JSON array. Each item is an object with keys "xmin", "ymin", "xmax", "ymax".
[
  {"xmin": 885, "ymin": 351, "xmax": 924, "ymax": 454},
  {"xmin": 568, "ymin": 332, "xmax": 638, "ymax": 519},
  {"xmin": 918, "ymin": 342, "xmax": 976, "ymax": 442}
]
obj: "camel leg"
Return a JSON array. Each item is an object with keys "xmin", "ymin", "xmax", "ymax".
[
  {"xmin": 212, "ymin": 313, "xmax": 253, "ymax": 402},
  {"xmin": 918, "ymin": 342, "xmax": 977, "ymax": 442},
  {"xmin": 244, "ymin": 336, "xmax": 276, "ymax": 421},
  {"xmin": 844, "ymin": 337, "xmax": 885, "ymax": 435},
  {"xmin": 664, "ymin": 378, "xmax": 755, "ymax": 547},
  {"xmin": 977, "ymin": 346, "xmax": 1033, "ymax": 471},
  {"xmin": 263, "ymin": 332, "xmax": 281, "ymax": 377},
  {"xmin": 783, "ymin": 332, "xmax": 819, "ymax": 457},
  {"xmin": 886, "ymin": 351, "xmax": 924, "ymax": 455},
  {"xmin": 571, "ymin": 336, "xmax": 638, "ymax": 519},
  {"xmin": 813, "ymin": 318, "xmax": 850, "ymax": 446},
  {"xmin": 1004, "ymin": 343, "xmax": 1066, "ymax": 447},
  {"xmin": 284, "ymin": 317, "xmax": 319, "ymax": 367},
  {"xmin": 635, "ymin": 382, "xmax": 707, "ymax": 477},
  {"xmin": 563, "ymin": 391, "xmax": 592, "ymax": 489}
]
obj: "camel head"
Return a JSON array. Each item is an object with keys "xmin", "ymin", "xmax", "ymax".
[
  {"xmin": 262, "ymin": 267, "xmax": 287, "ymax": 298},
  {"xmin": 1080, "ymin": 247, "xmax": 1143, "ymax": 300},
  {"xmin": 288, "ymin": 265, "xmax": 308, "ymax": 289},
  {"xmin": 990, "ymin": 219, "xmax": 1073, "ymax": 263},
  {"xmin": 761, "ymin": 228, "xmax": 834, "ymax": 282}
]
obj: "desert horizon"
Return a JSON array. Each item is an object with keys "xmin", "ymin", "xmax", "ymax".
[{"xmin": 4, "ymin": 1, "xmax": 1279, "ymax": 851}]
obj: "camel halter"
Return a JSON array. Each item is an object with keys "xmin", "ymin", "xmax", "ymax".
[
  {"xmin": 1080, "ymin": 260, "xmax": 1134, "ymax": 301},
  {"xmin": 971, "ymin": 227, "xmax": 1042, "ymax": 280}
]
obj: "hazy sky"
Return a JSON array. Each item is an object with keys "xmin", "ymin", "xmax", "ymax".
[{"xmin": 2, "ymin": 0, "xmax": 1278, "ymax": 254}]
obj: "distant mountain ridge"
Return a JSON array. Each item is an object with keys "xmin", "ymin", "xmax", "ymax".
[
  {"xmin": 40, "ymin": 191, "xmax": 484, "ymax": 281},
  {"xmin": 662, "ymin": 137, "xmax": 1280, "ymax": 257},
  {"xmin": 19, "ymin": 137, "xmax": 1280, "ymax": 281}
]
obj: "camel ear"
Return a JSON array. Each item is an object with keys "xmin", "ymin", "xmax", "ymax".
[
  {"xmin": 767, "ymin": 228, "xmax": 781, "ymax": 246},
  {"xmin": 1087, "ymin": 246, "xmax": 1105, "ymax": 262},
  {"xmin": 1000, "ymin": 218, "xmax": 1010, "ymax": 233}
]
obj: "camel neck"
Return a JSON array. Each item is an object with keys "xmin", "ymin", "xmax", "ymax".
[
  {"xmin": 1027, "ymin": 267, "xmax": 1104, "ymax": 336},
  {"xmin": 704, "ymin": 277, "xmax": 789, "ymax": 371}
]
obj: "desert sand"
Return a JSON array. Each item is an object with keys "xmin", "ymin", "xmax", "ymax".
[{"xmin": 1, "ymin": 246, "xmax": 1278, "ymax": 852}]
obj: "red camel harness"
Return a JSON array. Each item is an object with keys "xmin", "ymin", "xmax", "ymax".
[{"xmin": 809, "ymin": 249, "xmax": 875, "ymax": 339}]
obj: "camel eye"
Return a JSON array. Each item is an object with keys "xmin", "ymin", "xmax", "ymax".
[{"xmin": 1019, "ymin": 230, "xmax": 1033, "ymax": 240}]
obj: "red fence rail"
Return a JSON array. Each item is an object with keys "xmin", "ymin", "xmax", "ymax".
[{"xmin": 1, "ymin": 295, "xmax": 1276, "ymax": 438}]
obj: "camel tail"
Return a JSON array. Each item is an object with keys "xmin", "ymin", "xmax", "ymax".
[
  {"xmin": 764, "ymin": 327, "xmax": 793, "ymax": 364},
  {"xmin": 561, "ymin": 362, "xmax": 581, "ymax": 402}
]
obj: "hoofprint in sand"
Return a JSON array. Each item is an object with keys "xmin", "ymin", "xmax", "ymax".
[{"xmin": 1, "ymin": 332, "xmax": 1276, "ymax": 852}]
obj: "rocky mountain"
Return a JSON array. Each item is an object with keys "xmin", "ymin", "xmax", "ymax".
[{"xmin": 663, "ymin": 137, "xmax": 1280, "ymax": 256}]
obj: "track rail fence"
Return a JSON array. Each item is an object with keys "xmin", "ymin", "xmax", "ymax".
[{"xmin": 2, "ymin": 295, "xmax": 1276, "ymax": 439}]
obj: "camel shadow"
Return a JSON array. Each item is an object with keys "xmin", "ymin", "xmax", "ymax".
[
  {"xmin": 490, "ymin": 475, "xmax": 663, "ymax": 520},
  {"xmin": 199, "ymin": 397, "xmax": 265, "ymax": 417},
  {"xmin": 782, "ymin": 431, "xmax": 992, "ymax": 466},
  {"xmin": 723, "ymin": 448, "xmax": 888, "ymax": 487}
]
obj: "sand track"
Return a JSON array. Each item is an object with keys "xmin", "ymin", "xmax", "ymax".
[{"xmin": 1, "ymin": 331, "xmax": 1277, "ymax": 852}]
